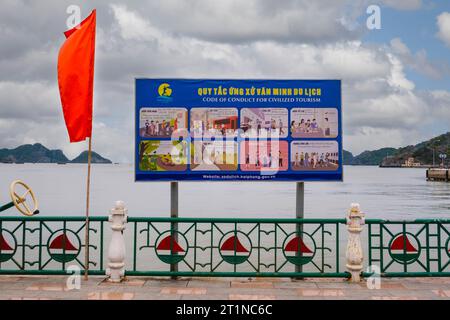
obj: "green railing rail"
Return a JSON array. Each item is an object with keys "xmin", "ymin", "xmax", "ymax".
[
  {"xmin": 126, "ymin": 217, "xmax": 348, "ymax": 278},
  {"xmin": 1, "ymin": 215, "xmax": 450, "ymax": 278},
  {"xmin": 364, "ymin": 219, "xmax": 450, "ymax": 277},
  {"xmin": 0, "ymin": 216, "xmax": 107, "ymax": 275}
]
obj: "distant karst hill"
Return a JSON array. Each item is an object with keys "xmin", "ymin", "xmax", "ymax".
[
  {"xmin": 343, "ymin": 148, "xmax": 397, "ymax": 166},
  {"xmin": 344, "ymin": 132, "xmax": 450, "ymax": 166},
  {"xmin": 0, "ymin": 143, "xmax": 112, "ymax": 164},
  {"xmin": 70, "ymin": 150, "xmax": 112, "ymax": 164},
  {"xmin": 381, "ymin": 132, "xmax": 450, "ymax": 167}
]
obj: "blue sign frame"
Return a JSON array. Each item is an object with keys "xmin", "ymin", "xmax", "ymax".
[{"xmin": 135, "ymin": 79, "xmax": 342, "ymax": 181}]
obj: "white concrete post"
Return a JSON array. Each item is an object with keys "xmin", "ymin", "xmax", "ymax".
[
  {"xmin": 346, "ymin": 203, "xmax": 365, "ymax": 282},
  {"xmin": 106, "ymin": 201, "xmax": 127, "ymax": 283}
]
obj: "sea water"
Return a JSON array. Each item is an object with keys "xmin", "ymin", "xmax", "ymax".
[{"xmin": 0, "ymin": 164, "xmax": 449, "ymax": 219}]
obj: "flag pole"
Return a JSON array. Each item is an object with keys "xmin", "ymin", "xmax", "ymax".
[{"xmin": 84, "ymin": 137, "xmax": 92, "ymax": 280}]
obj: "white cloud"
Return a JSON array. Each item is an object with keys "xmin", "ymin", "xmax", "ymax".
[
  {"xmin": 110, "ymin": 4, "xmax": 164, "ymax": 42},
  {"xmin": 425, "ymin": 90, "xmax": 450, "ymax": 121},
  {"xmin": 123, "ymin": 0, "xmax": 362, "ymax": 44},
  {"xmin": 437, "ymin": 12, "xmax": 450, "ymax": 47},
  {"xmin": 349, "ymin": 91, "xmax": 426, "ymax": 129},
  {"xmin": 346, "ymin": 127, "xmax": 413, "ymax": 154},
  {"xmin": 0, "ymin": 81, "xmax": 60, "ymax": 120},
  {"xmin": 390, "ymin": 38, "xmax": 447, "ymax": 79},
  {"xmin": 386, "ymin": 53, "xmax": 415, "ymax": 90}
]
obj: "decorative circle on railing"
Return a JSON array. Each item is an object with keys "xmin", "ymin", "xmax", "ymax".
[
  {"xmin": 388, "ymin": 232, "xmax": 421, "ymax": 264},
  {"xmin": 0, "ymin": 229, "xmax": 17, "ymax": 263},
  {"xmin": 154, "ymin": 231, "xmax": 189, "ymax": 264},
  {"xmin": 219, "ymin": 231, "xmax": 252, "ymax": 265},
  {"xmin": 282, "ymin": 232, "xmax": 316, "ymax": 266},
  {"xmin": 47, "ymin": 230, "xmax": 81, "ymax": 263}
]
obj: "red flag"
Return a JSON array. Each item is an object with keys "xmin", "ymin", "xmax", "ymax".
[{"xmin": 57, "ymin": 10, "xmax": 96, "ymax": 143}]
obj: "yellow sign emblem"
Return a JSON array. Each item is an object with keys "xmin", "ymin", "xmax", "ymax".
[{"xmin": 158, "ymin": 83, "xmax": 172, "ymax": 97}]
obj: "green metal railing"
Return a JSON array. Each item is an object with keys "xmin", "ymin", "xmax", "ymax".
[
  {"xmin": 364, "ymin": 219, "xmax": 450, "ymax": 277},
  {"xmin": 1, "ymin": 215, "xmax": 450, "ymax": 278},
  {"xmin": 126, "ymin": 217, "xmax": 348, "ymax": 278},
  {"xmin": 0, "ymin": 216, "xmax": 107, "ymax": 275}
]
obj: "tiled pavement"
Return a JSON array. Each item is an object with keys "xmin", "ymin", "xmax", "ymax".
[{"xmin": 0, "ymin": 276, "xmax": 449, "ymax": 300}]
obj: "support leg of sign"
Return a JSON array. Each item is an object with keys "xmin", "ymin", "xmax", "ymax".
[
  {"xmin": 295, "ymin": 182, "xmax": 305, "ymax": 280},
  {"xmin": 170, "ymin": 181, "xmax": 179, "ymax": 279}
]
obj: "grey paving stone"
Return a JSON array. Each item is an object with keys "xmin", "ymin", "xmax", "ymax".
[
  {"xmin": 144, "ymin": 279, "xmax": 189, "ymax": 288},
  {"xmin": 275, "ymin": 295, "xmax": 305, "ymax": 300},
  {"xmin": 187, "ymin": 279, "xmax": 230, "ymax": 288},
  {"xmin": 274, "ymin": 281, "xmax": 319, "ymax": 289},
  {"xmin": 403, "ymin": 283, "xmax": 448, "ymax": 290},
  {"xmin": 316, "ymin": 282, "xmax": 366, "ymax": 289},
  {"xmin": 207, "ymin": 287, "xmax": 297, "ymax": 297},
  {"xmin": 341, "ymin": 289, "xmax": 389, "ymax": 299},
  {"xmin": 385, "ymin": 289, "xmax": 436, "ymax": 298},
  {"xmin": 181, "ymin": 294, "xmax": 230, "ymax": 300}
]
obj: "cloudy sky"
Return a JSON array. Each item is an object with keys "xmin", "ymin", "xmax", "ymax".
[{"xmin": 1, "ymin": 0, "xmax": 450, "ymax": 162}]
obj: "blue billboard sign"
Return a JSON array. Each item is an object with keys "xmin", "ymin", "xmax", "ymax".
[{"xmin": 135, "ymin": 79, "xmax": 342, "ymax": 181}]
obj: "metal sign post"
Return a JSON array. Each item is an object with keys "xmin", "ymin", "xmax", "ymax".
[
  {"xmin": 170, "ymin": 181, "xmax": 179, "ymax": 279},
  {"xmin": 295, "ymin": 182, "xmax": 305, "ymax": 278}
]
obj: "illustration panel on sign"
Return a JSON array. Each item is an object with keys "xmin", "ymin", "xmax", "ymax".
[
  {"xmin": 139, "ymin": 140, "xmax": 187, "ymax": 171},
  {"xmin": 190, "ymin": 108, "xmax": 238, "ymax": 138},
  {"xmin": 191, "ymin": 140, "xmax": 238, "ymax": 171},
  {"xmin": 139, "ymin": 108, "xmax": 188, "ymax": 138},
  {"xmin": 291, "ymin": 141, "xmax": 339, "ymax": 171},
  {"xmin": 240, "ymin": 108, "xmax": 288, "ymax": 138},
  {"xmin": 240, "ymin": 141, "xmax": 289, "ymax": 172},
  {"xmin": 290, "ymin": 108, "xmax": 338, "ymax": 138}
]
